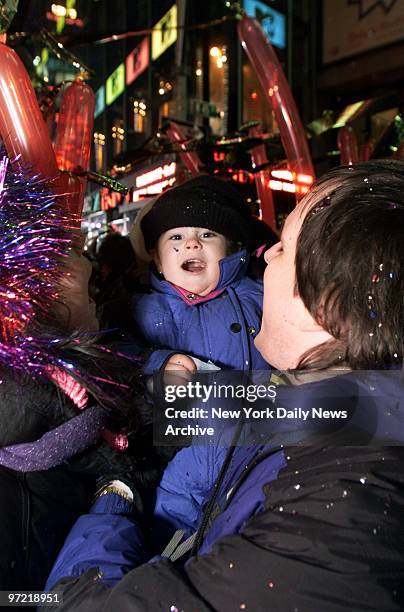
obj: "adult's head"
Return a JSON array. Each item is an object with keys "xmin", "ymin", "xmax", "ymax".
[
  {"xmin": 97, "ymin": 232, "xmax": 136, "ymax": 281},
  {"xmin": 255, "ymin": 160, "xmax": 404, "ymax": 371}
]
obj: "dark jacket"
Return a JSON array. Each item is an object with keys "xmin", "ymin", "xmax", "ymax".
[
  {"xmin": 46, "ymin": 370, "xmax": 404, "ymax": 611},
  {"xmin": 132, "ymin": 250, "xmax": 270, "ymax": 373},
  {"xmin": 0, "ymin": 368, "xmax": 161, "ymax": 590}
]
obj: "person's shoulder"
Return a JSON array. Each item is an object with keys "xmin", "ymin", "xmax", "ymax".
[{"xmin": 248, "ymin": 443, "xmax": 404, "ymax": 530}]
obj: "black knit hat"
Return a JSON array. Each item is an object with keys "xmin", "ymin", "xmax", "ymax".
[{"xmin": 141, "ymin": 175, "xmax": 253, "ymax": 252}]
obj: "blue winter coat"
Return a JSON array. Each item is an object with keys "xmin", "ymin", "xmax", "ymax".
[
  {"xmin": 46, "ymin": 370, "xmax": 404, "ymax": 610},
  {"xmin": 132, "ymin": 249, "xmax": 269, "ymax": 373}
]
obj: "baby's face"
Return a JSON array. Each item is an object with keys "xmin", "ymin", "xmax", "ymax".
[{"xmin": 153, "ymin": 227, "xmax": 228, "ymax": 296}]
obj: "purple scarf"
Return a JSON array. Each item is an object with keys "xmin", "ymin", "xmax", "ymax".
[{"xmin": 0, "ymin": 405, "xmax": 107, "ymax": 472}]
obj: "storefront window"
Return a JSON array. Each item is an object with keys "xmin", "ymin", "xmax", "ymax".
[
  {"xmin": 93, "ymin": 132, "xmax": 105, "ymax": 172},
  {"xmin": 133, "ymin": 99, "xmax": 147, "ymax": 133},
  {"xmin": 112, "ymin": 119, "xmax": 125, "ymax": 156},
  {"xmin": 242, "ymin": 58, "xmax": 276, "ymax": 134},
  {"xmin": 209, "ymin": 45, "xmax": 228, "ymax": 136}
]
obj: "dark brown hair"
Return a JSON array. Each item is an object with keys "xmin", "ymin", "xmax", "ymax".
[{"xmin": 295, "ymin": 160, "xmax": 404, "ymax": 370}]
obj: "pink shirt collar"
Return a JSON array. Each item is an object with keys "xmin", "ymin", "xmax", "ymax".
[{"xmin": 170, "ymin": 283, "xmax": 225, "ymax": 305}]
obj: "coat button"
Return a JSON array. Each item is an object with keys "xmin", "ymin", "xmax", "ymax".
[
  {"xmin": 248, "ymin": 326, "xmax": 257, "ymax": 335},
  {"xmin": 187, "ymin": 293, "xmax": 196, "ymax": 300},
  {"xmin": 230, "ymin": 323, "xmax": 242, "ymax": 333}
]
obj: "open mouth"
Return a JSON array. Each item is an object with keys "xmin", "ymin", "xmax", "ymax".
[{"xmin": 181, "ymin": 259, "xmax": 206, "ymax": 273}]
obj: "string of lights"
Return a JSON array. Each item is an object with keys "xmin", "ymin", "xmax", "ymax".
[
  {"xmin": 93, "ymin": 14, "xmax": 238, "ymax": 46},
  {"xmin": 7, "ymin": 28, "xmax": 93, "ymax": 77}
]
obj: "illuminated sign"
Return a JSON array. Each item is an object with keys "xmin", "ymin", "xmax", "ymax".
[
  {"xmin": 94, "ymin": 86, "xmax": 105, "ymax": 118},
  {"xmin": 101, "ymin": 189, "xmax": 125, "ymax": 211},
  {"xmin": 99, "ymin": 163, "xmax": 177, "ymax": 209},
  {"xmin": 269, "ymin": 169, "xmax": 314, "ymax": 195},
  {"xmin": 132, "ymin": 162, "xmax": 177, "ymax": 201},
  {"xmin": 135, "ymin": 162, "xmax": 176, "ymax": 188},
  {"xmin": 126, "ymin": 37, "xmax": 149, "ymax": 86},
  {"xmin": 106, "ymin": 63, "xmax": 125, "ymax": 106},
  {"xmin": 231, "ymin": 170, "xmax": 254, "ymax": 184},
  {"xmin": 244, "ymin": 0, "xmax": 286, "ymax": 49},
  {"xmin": 152, "ymin": 4, "xmax": 178, "ymax": 61}
]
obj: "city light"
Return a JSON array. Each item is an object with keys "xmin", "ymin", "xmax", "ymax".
[
  {"xmin": 134, "ymin": 100, "xmax": 147, "ymax": 131},
  {"xmin": 269, "ymin": 170, "xmax": 314, "ymax": 194},
  {"xmin": 271, "ymin": 169, "xmax": 294, "ymax": 181},
  {"xmin": 93, "ymin": 132, "xmax": 106, "ymax": 145},
  {"xmin": 158, "ymin": 80, "xmax": 172, "ymax": 95},
  {"xmin": 51, "ymin": 4, "xmax": 77, "ymax": 19},
  {"xmin": 209, "ymin": 46, "xmax": 227, "ymax": 69},
  {"xmin": 136, "ymin": 162, "xmax": 176, "ymax": 189},
  {"xmin": 112, "ymin": 126, "xmax": 124, "ymax": 141}
]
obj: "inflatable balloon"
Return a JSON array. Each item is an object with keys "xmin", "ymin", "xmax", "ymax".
[
  {"xmin": 248, "ymin": 124, "xmax": 276, "ymax": 230},
  {"xmin": 54, "ymin": 171, "xmax": 86, "ymax": 224},
  {"xmin": 337, "ymin": 126, "xmax": 359, "ymax": 165},
  {"xmin": 0, "ymin": 41, "xmax": 89, "ymax": 231},
  {"xmin": 54, "ymin": 79, "xmax": 95, "ymax": 173},
  {"xmin": 166, "ymin": 121, "xmax": 202, "ymax": 176},
  {"xmin": 359, "ymin": 138, "xmax": 374, "ymax": 162},
  {"xmin": 238, "ymin": 16, "xmax": 314, "ymax": 198},
  {"xmin": 0, "ymin": 42, "xmax": 58, "ymax": 179}
]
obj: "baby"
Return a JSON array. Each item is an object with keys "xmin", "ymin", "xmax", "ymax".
[{"xmin": 132, "ymin": 175, "xmax": 271, "ymax": 374}]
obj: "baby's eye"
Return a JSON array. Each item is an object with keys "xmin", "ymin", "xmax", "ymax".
[
  {"xmin": 169, "ymin": 234, "xmax": 183, "ymax": 241},
  {"xmin": 201, "ymin": 232, "xmax": 217, "ymax": 238}
]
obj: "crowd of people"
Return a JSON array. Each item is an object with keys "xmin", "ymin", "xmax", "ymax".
[{"xmin": 0, "ymin": 159, "xmax": 403, "ymax": 610}]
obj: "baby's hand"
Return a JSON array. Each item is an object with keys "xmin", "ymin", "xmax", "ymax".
[{"xmin": 164, "ymin": 354, "xmax": 197, "ymax": 386}]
